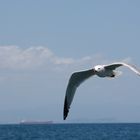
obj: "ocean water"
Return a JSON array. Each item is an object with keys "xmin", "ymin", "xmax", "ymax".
[{"xmin": 1, "ymin": 123, "xmax": 140, "ymax": 140}]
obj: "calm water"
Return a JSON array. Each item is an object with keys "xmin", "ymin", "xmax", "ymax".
[{"xmin": 1, "ymin": 123, "xmax": 140, "ymax": 140}]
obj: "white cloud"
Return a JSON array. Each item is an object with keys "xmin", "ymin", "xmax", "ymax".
[
  {"xmin": 0, "ymin": 46, "xmax": 107, "ymax": 71},
  {"xmin": 122, "ymin": 57, "xmax": 132, "ymax": 63},
  {"xmin": 0, "ymin": 45, "xmax": 131, "ymax": 72},
  {"xmin": 0, "ymin": 46, "xmax": 75, "ymax": 70}
]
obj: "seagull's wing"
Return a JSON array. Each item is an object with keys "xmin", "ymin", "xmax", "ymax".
[
  {"xmin": 104, "ymin": 63, "xmax": 123, "ymax": 70},
  {"xmin": 105, "ymin": 62, "xmax": 140, "ymax": 76},
  {"xmin": 63, "ymin": 69, "xmax": 95, "ymax": 120}
]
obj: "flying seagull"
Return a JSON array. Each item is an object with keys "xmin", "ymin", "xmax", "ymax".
[{"xmin": 63, "ymin": 62, "xmax": 140, "ymax": 120}]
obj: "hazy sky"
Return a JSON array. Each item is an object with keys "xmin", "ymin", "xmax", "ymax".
[{"xmin": 0, "ymin": 0, "xmax": 140, "ymax": 123}]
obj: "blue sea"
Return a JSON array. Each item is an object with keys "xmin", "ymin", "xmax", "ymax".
[{"xmin": 1, "ymin": 123, "xmax": 140, "ymax": 140}]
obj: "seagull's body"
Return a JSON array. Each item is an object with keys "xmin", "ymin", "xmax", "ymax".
[{"xmin": 63, "ymin": 62, "xmax": 140, "ymax": 120}]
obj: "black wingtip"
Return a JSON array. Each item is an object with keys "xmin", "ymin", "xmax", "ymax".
[
  {"xmin": 63, "ymin": 98, "xmax": 69, "ymax": 120},
  {"xmin": 63, "ymin": 114, "xmax": 67, "ymax": 120}
]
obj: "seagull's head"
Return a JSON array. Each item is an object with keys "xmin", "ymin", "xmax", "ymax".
[{"xmin": 94, "ymin": 65, "xmax": 104, "ymax": 72}]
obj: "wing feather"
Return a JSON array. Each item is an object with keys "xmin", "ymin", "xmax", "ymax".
[
  {"xmin": 104, "ymin": 63, "xmax": 123, "ymax": 70},
  {"xmin": 105, "ymin": 62, "xmax": 140, "ymax": 76},
  {"xmin": 121, "ymin": 62, "xmax": 140, "ymax": 76},
  {"xmin": 63, "ymin": 69, "xmax": 95, "ymax": 120}
]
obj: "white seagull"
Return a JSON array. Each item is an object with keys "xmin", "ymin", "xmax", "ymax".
[{"xmin": 63, "ymin": 62, "xmax": 140, "ymax": 120}]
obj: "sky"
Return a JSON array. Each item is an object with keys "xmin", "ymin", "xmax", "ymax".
[{"xmin": 0, "ymin": 0, "xmax": 140, "ymax": 123}]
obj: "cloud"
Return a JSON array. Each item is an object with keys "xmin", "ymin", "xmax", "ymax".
[
  {"xmin": 122, "ymin": 57, "xmax": 132, "ymax": 63},
  {"xmin": 0, "ymin": 45, "xmax": 131, "ymax": 72},
  {"xmin": 0, "ymin": 46, "xmax": 74, "ymax": 70},
  {"xmin": 0, "ymin": 46, "xmax": 105, "ymax": 71}
]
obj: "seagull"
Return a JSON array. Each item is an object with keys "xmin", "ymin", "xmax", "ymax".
[{"xmin": 63, "ymin": 62, "xmax": 140, "ymax": 120}]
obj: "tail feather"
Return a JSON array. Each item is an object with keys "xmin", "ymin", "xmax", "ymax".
[{"xmin": 114, "ymin": 71, "xmax": 122, "ymax": 77}]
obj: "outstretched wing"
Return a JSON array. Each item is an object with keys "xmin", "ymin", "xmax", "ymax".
[
  {"xmin": 63, "ymin": 69, "xmax": 95, "ymax": 120},
  {"xmin": 105, "ymin": 62, "xmax": 140, "ymax": 76},
  {"xmin": 104, "ymin": 63, "xmax": 123, "ymax": 70}
]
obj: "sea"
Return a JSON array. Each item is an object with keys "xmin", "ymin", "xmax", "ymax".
[{"xmin": 1, "ymin": 123, "xmax": 140, "ymax": 140}]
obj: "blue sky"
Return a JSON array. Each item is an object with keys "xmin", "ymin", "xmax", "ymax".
[{"xmin": 0, "ymin": 0, "xmax": 140, "ymax": 123}]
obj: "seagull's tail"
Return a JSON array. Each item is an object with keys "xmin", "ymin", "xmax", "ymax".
[
  {"xmin": 107, "ymin": 71, "xmax": 122, "ymax": 79},
  {"xmin": 114, "ymin": 70, "xmax": 122, "ymax": 78}
]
